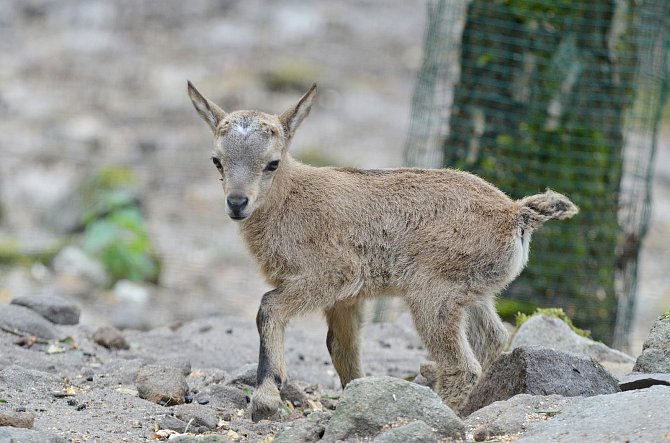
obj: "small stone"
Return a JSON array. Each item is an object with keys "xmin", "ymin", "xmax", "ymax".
[
  {"xmin": 158, "ymin": 415, "xmax": 188, "ymax": 433},
  {"xmin": 226, "ymin": 363, "xmax": 257, "ymax": 387},
  {"xmin": 0, "ymin": 410, "xmax": 35, "ymax": 429},
  {"xmin": 113, "ymin": 280, "xmax": 150, "ymax": 304},
  {"xmin": 274, "ymin": 410, "xmax": 333, "ymax": 443},
  {"xmin": 199, "ymin": 384, "xmax": 248, "ymax": 410},
  {"xmin": 76, "ymin": 403, "xmax": 86, "ymax": 411},
  {"xmin": 158, "ymin": 358, "xmax": 191, "ymax": 376},
  {"xmin": 173, "ymin": 404, "xmax": 219, "ymax": 432},
  {"xmin": 196, "ymin": 395, "xmax": 210, "ymax": 405},
  {"xmin": 11, "ymin": 294, "xmax": 81, "ymax": 325},
  {"xmin": 93, "ymin": 326, "xmax": 130, "ymax": 350},
  {"xmin": 136, "ymin": 364, "xmax": 189, "ymax": 406},
  {"xmin": 0, "ymin": 304, "xmax": 59, "ymax": 340}
]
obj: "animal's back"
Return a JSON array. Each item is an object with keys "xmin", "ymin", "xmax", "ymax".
[{"xmin": 251, "ymin": 164, "xmax": 524, "ymax": 291}]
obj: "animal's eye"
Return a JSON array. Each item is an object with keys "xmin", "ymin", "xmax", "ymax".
[
  {"xmin": 212, "ymin": 157, "xmax": 222, "ymax": 171},
  {"xmin": 264, "ymin": 160, "xmax": 280, "ymax": 172}
]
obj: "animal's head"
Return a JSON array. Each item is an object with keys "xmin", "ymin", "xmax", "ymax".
[{"xmin": 188, "ymin": 81, "xmax": 316, "ymax": 221}]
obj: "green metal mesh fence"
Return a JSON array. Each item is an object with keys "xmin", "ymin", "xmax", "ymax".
[{"xmin": 405, "ymin": 0, "xmax": 669, "ymax": 347}]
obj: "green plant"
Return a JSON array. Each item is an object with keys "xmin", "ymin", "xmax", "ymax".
[
  {"xmin": 79, "ymin": 166, "xmax": 160, "ymax": 284},
  {"xmin": 82, "ymin": 207, "xmax": 159, "ymax": 284},
  {"xmin": 496, "ymin": 297, "xmax": 538, "ymax": 322}
]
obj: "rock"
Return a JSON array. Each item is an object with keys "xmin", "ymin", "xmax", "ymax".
[
  {"xmin": 517, "ymin": 385, "xmax": 670, "ymax": 442},
  {"xmin": 0, "ymin": 427, "xmax": 65, "ymax": 443},
  {"xmin": 173, "ymin": 403, "xmax": 219, "ymax": 432},
  {"xmin": 0, "ymin": 410, "xmax": 35, "ymax": 428},
  {"xmin": 164, "ymin": 435, "xmax": 197, "ymax": 443},
  {"xmin": 158, "ymin": 358, "xmax": 191, "ymax": 376},
  {"xmin": 510, "ymin": 314, "xmax": 635, "ymax": 378},
  {"xmin": 281, "ymin": 382, "xmax": 309, "ymax": 407},
  {"xmin": 110, "ymin": 304, "xmax": 152, "ymax": 330},
  {"xmin": 461, "ymin": 346, "xmax": 620, "ymax": 416},
  {"xmin": 52, "ymin": 246, "xmax": 108, "ymax": 287},
  {"xmin": 113, "ymin": 280, "xmax": 151, "ymax": 304},
  {"xmin": 321, "ymin": 376, "xmax": 464, "ymax": 442},
  {"xmin": 0, "ymin": 304, "xmax": 59, "ymax": 339},
  {"xmin": 226, "ymin": 363, "xmax": 258, "ymax": 387},
  {"xmin": 619, "ymin": 372, "xmax": 670, "ymax": 391},
  {"xmin": 11, "ymin": 294, "xmax": 81, "ymax": 325},
  {"xmin": 373, "ymin": 420, "xmax": 439, "ymax": 443},
  {"xmin": 0, "ymin": 365, "xmax": 61, "ymax": 393},
  {"xmin": 464, "ymin": 394, "xmax": 579, "ymax": 441},
  {"xmin": 136, "ymin": 364, "xmax": 189, "ymax": 406},
  {"xmin": 274, "ymin": 411, "xmax": 332, "ymax": 443},
  {"xmin": 633, "ymin": 316, "xmax": 670, "ymax": 373},
  {"xmin": 93, "ymin": 326, "xmax": 130, "ymax": 350},
  {"xmin": 198, "ymin": 384, "xmax": 248, "ymax": 410}
]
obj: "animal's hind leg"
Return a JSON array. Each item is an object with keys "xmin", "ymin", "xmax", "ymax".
[
  {"xmin": 406, "ymin": 286, "xmax": 482, "ymax": 412},
  {"xmin": 466, "ymin": 298, "xmax": 509, "ymax": 372},
  {"xmin": 325, "ymin": 301, "xmax": 364, "ymax": 388}
]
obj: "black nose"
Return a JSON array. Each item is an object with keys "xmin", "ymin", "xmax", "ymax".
[{"xmin": 227, "ymin": 195, "xmax": 249, "ymax": 212}]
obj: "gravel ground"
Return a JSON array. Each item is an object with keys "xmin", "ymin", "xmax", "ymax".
[{"xmin": 0, "ymin": 0, "xmax": 666, "ymax": 376}]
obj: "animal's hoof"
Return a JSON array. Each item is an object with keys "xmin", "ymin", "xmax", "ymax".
[{"xmin": 250, "ymin": 392, "xmax": 283, "ymax": 422}]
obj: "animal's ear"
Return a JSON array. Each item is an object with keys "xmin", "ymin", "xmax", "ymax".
[
  {"xmin": 187, "ymin": 81, "xmax": 226, "ymax": 133},
  {"xmin": 279, "ymin": 83, "xmax": 317, "ymax": 140}
]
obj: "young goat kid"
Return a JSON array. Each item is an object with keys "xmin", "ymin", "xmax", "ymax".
[{"xmin": 187, "ymin": 82, "xmax": 578, "ymax": 421}]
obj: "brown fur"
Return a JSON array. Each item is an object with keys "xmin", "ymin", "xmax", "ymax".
[{"xmin": 187, "ymin": 82, "xmax": 579, "ymax": 420}]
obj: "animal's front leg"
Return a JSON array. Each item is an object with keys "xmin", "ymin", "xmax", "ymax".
[{"xmin": 252, "ymin": 288, "xmax": 293, "ymax": 422}]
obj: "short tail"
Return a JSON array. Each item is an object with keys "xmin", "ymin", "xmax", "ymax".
[{"xmin": 517, "ymin": 189, "xmax": 579, "ymax": 230}]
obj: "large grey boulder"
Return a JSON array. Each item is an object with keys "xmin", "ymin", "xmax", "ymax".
[
  {"xmin": 0, "ymin": 304, "xmax": 59, "ymax": 340},
  {"xmin": 465, "ymin": 394, "xmax": 579, "ymax": 441},
  {"xmin": 321, "ymin": 376, "xmax": 464, "ymax": 442},
  {"xmin": 633, "ymin": 315, "xmax": 670, "ymax": 373},
  {"xmin": 11, "ymin": 294, "xmax": 81, "ymax": 325},
  {"xmin": 510, "ymin": 314, "xmax": 634, "ymax": 378},
  {"xmin": 517, "ymin": 385, "xmax": 670, "ymax": 442},
  {"xmin": 461, "ymin": 346, "xmax": 620, "ymax": 416}
]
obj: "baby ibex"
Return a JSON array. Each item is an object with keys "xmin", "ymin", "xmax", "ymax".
[{"xmin": 187, "ymin": 82, "xmax": 578, "ymax": 420}]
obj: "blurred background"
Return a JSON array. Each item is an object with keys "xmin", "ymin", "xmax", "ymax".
[{"xmin": 0, "ymin": 0, "xmax": 667, "ymax": 354}]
